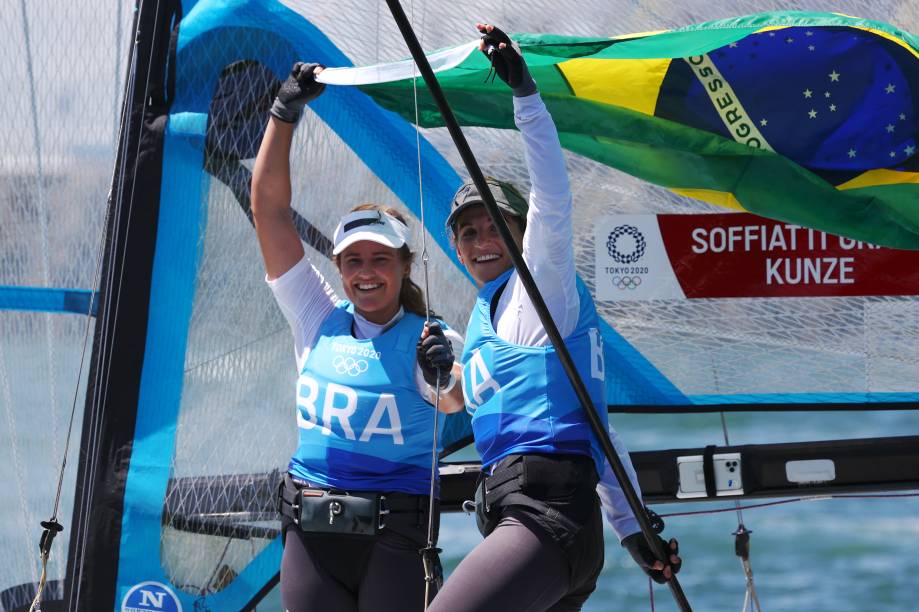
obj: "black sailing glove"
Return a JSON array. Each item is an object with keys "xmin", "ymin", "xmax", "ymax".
[
  {"xmin": 622, "ymin": 533, "xmax": 682, "ymax": 584},
  {"xmin": 477, "ymin": 24, "xmax": 537, "ymax": 97},
  {"xmin": 269, "ymin": 62, "xmax": 326, "ymax": 123},
  {"xmin": 417, "ymin": 322, "xmax": 455, "ymax": 388}
]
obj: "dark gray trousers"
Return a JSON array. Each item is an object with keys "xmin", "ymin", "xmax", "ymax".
[
  {"xmin": 427, "ymin": 508, "xmax": 603, "ymax": 612},
  {"xmin": 281, "ymin": 525, "xmax": 438, "ymax": 612}
]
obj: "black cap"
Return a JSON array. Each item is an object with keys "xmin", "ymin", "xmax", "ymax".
[{"xmin": 446, "ymin": 177, "xmax": 528, "ymax": 234}]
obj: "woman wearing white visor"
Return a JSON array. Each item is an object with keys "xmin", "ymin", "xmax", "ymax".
[{"xmin": 252, "ymin": 63, "xmax": 465, "ymax": 612}]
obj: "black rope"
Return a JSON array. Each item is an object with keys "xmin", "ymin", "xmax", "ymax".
[{"xmin": 381, "ymin": 4, "xmax": 691, "ymax": 610}]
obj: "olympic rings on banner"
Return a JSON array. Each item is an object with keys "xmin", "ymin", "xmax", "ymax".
[
  {"xmin": 332, "ymin": 355, "xmax": 369, "ymax": 376},
  {"xmin": 611, "ymin": 276, "xmax": 642, "ymax": 290}
]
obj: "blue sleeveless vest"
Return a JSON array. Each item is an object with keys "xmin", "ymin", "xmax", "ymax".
[
  {"xmin": 461, "ymin": 269, "xmax": 607, "ymax": 474},
  {"xmin": 290, "ymin": 302, "xmax": 442, "ymax": 495}
]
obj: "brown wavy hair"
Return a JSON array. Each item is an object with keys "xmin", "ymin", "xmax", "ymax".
[{"xmin": 333, "ymin": 203, "xmax": 429, "ymax": 317}]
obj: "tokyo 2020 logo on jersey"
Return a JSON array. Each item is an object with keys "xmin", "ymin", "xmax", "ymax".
[
  {"xmin": 122, "ymin": 582, "xmax": 182, "ymax": 612},
  {"xmin": 606, "ymin": 225, "xmax": 646, "ymax": 264}
]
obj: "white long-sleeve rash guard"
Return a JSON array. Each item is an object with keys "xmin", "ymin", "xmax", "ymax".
[
  {"xmin": 267, "ymin": 256, "xmax": 462, "ymax": 404},
  {"xmin": 495, "ymin": 93, "xmax": 641, "ymax": 541}
]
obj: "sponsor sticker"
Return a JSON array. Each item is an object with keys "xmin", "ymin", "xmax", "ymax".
[{"xmin": 122, "ymin": 582, "xmax": 182, "ymax": 612}]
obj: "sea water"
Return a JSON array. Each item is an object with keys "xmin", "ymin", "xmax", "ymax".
[
  {"xmin": 432, "ymin": 410, "xmax": 919, "ymax": 612},
  {"xmin": 255, "ymin": 411, "xmax": 919, "ymax": 611}
]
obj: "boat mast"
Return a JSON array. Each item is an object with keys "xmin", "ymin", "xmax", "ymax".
[{"xmin": 63, "ymin": 0, "xmax": 180, "ymax": 609}]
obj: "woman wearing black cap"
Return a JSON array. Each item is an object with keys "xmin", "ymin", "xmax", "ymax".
[
  {"xmin": 428, "ymin": 24, "xmax": 682, "ymax": 612},
  {"xmin": 251, "ymin": 63, "xmax": 465, "ymax": 612}
]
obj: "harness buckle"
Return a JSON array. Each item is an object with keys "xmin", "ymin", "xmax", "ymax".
[
  {"xmin": 329, "ymin": 500, "xmax": 343, "ymax": 525},
  {"xmin": 378, "ymin": 495, "xmax": 389, "ymax": 530}
]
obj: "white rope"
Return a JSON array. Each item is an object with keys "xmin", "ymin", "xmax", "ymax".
[
  {"xmin": 740, "ymin": 558, "xmax": 763, "ymax": 612},
  {"xmin": 28, "ymin": 557, "xmax": 50, "ymax": 612}
]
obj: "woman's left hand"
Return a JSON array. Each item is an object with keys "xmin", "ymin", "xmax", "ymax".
[
  {"xmin": 476, "ymin": 23, "xmax": 537, "ymax": 96},
  {"xmin": 622, "ymin": 533, "xmax": 682, "ymax": 583}
]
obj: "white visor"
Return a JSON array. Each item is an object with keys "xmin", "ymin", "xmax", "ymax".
[{"xmin": 332, "ymin": 209, "xmax": 410, "ymax": 256}]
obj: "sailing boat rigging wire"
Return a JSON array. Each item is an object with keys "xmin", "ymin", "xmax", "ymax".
[
  {"xmin": 408, "ymin": 2, "xmax": 444, "ymax": 606},
  {"xmin": 382, "ymin": 2, "xmax": 692, "ymax": 610},
  {"xmin": 719, "ymin": 412, "xmax": 762, "ymax": 612}
]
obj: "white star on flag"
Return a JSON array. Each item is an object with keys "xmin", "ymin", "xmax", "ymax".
[
  {"xmin": 829, "ymin": 104, "xmax": 837, "ymax": 112},
  {"xmin": 808, "ymin": 109, "xmax": 817, "ymax": 119},
  {"xmin": 847, "ymin": 149, "xmax": 857, "ymax": 158},
  {"xmin": 829, "ymin": 70, "xmax": 840, "ymax": 82},
  {"xmin": 760, "ymin": 119, "xmax": 768, "ymax": 126},
  {"xmin": 884, "ymin": 83, "xmax": 896, "ymax": 94},
  {"xmin": 886, "ymin": 124, "xmax": 896, "ymax": 133},
  {"xmin": 803, "ymin": 89, "xmax": 813, "ymax": 98},
  {"xmin": 906, "ymin": 145, "xmax": 916, "ymax": 156}
]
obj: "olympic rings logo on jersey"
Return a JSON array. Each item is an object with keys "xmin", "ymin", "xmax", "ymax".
[
  {"xmin": 332, "ymin": 355, "xmax": 369, "ymax": 376},
  {"xmin": 610, "ymin": 276, "xmax": 642, "ymax": 290}
]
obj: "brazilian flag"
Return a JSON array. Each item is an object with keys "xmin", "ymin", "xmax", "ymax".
[{"xmin": 359, "ymin": 11, "xmax": 919, "ymax": 249}]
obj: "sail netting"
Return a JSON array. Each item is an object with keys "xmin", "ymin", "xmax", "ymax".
[
  {"xmin": 1, "ymin": 0, "xmax": 917, "ymax": 610},
  {"xmin": 0, "ymin": 0, "xmax": 130, "ymax": 609}
]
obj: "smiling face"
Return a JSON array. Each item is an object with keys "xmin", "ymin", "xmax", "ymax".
[
  {"xmin": 336, "ymin": 241, "xmax": 410, "ymax": 324},
  {"xmin": 453, "ymin": 204, "xmax": 525, "ymax": 287}
]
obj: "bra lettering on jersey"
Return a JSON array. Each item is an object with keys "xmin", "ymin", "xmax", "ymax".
[
  {"xmin": 359, "ymin": 393, "xmax": 404, "ymax": 444},
  {"xmin": 462, "ymin": 347, "xmax": 502, "ymax": 413},
  {"xmin": 588, "ymin": 328, "xmax": 605, "ymax": 381},
  {"xmin": 297, "ymin": 375, "xmax": 404, "ymax": 444},
  {"xmin": 323, "ymin": 382, "xmax": 358, "ymax": 439},
  {"xmin": 297, "ymin": 376, "xmax": 321, "ymax": 431}
]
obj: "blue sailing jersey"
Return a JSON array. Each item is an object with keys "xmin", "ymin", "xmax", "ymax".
[
  {"xmin": 462, "ymin": 269, "xmax": 607, "ymax": 474},
  {"xmin": 290, "ymin": 302, "xmax": 442, "ymax": 495}
]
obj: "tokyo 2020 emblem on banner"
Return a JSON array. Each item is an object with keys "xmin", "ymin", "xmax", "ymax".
[{"xmin": 594, "ymin": 213, "xmax": 919, "ymax": 301}]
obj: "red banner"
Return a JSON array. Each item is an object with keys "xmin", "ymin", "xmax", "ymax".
[{"xmin": 657, "ymin": 213, "xmax": 919, "ymax": 298}]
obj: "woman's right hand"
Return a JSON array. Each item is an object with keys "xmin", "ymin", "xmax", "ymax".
[{"xmin": 269, "ymin": 62, "xmax": 326, "ymax": 123}]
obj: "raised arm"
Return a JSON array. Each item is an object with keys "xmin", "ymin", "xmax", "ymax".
[
  {"xmin": 251, "ymin": 62, "xmax": 325, "ymax": 280},
  {"xmin": 478, "ymin": 24, "xmax": 579, "ymax": 343}
]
